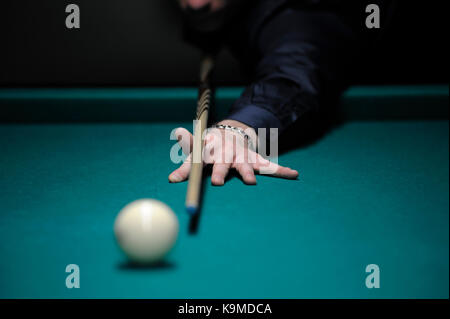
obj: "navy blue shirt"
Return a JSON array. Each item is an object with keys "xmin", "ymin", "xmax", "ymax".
[{"xmin": 184, "ymin": 0, "xmax": 392, "ymax": 134}]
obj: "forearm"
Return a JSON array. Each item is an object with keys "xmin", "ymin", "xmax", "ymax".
[{"xmin": 226, "ymin": 7, "xmax": 358, "ymax": 134}]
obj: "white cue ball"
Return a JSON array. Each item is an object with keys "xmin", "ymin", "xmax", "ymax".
[{"xmin": 114, "ymin": 199, "xmax": 179, "ymax": 264}]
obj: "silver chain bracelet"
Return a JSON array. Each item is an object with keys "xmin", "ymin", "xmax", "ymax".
[{"xmin": 210, "ymin": 124, "xmax": 256, "ymax": 151}]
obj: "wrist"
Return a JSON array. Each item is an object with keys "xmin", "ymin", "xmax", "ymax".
[
  {"xmin": 214, "ymin": 119, "xmax": 258, "ymax": 151},
  {"xmin": 217, "ymin": 119, "xmax": 250, "ymax": 130},
  {"xmin": 217, "ymin": 119, "xmax": 257, "ymax": 136}
]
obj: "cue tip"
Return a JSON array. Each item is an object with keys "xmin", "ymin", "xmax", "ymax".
[{"xmin": 186, "ymin": 205, "xmax": 198, "ymax": 216}]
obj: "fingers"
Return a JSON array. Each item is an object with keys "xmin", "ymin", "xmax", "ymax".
[
  {"xmin": 175, "ymin": 127, "xmax": 193, "ymax": 156},
  {"xmin": 271, "ymin": 165, "xmax": 299, "ymax": 179},
  {"xmin": 170, "ymin": 127, "xmax": 299, "ymax": 185},
  {"xmin": 253, "ymin": 155, "xmax": 299, "ymax": 179},
  {"xmin": 168, "ymin": 154, "xmax": 192, "ymax": 183},
  {"xmin": 211, "ymin": 163, "xmax": 231, "ymax": 186},
  {"xmin": 235, "ymin": 163, "xmax": 257, "ymax": 185}
]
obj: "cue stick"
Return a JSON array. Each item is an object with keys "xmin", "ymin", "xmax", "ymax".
[{"xmin": 185, "ymin": 55, "xmax": 215, "ymax": 215}]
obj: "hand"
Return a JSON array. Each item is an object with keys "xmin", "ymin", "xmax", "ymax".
[{"xmin": 169, "ymin": 120, "xmax": 299, "ymax": 185}]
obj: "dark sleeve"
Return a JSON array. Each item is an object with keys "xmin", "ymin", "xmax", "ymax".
[{"xmin": 227, "ymin": 6, "xmax": 359, "ymax": 134}]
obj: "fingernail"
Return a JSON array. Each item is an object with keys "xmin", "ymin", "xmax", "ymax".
[
  {"xmin": 212, "ymin": 178, "xmax": 224, "ymax": 186},
  {"xmin": 169, "ymin": 174, "xmax": 181, "ymax": 182}
]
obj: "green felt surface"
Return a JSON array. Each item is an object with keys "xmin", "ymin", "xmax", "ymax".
[
  {"xmin": 0, "ymin": 120, "xmax": 448, "ymax": 298},
  {"xmin": 0, "ymin": 85, "xmax": 448, "ymax": 122}
]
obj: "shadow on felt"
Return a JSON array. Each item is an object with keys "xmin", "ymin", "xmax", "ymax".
[{"xmin": 117, "ymin": 260, "xmax": 176, "ymax": 271}]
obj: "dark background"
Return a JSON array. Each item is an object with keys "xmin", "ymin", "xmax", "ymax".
[{"xmin": 0, "ymin": 0, "xmax": 447, "ymax": 86}]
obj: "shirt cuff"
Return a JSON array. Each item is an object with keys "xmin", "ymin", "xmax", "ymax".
[{"xmin": 227, "ymin": 104, "xmax": 282, "ymax": 131}]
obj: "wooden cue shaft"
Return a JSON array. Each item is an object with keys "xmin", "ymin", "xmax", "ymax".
[{"xmin": 185, "ymin": 56, "xmax": 214, "ymax": 214}]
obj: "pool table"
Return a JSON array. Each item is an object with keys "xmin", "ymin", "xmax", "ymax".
[{"xmin": 0, "ymin": 85, "xmax": 448, "ymax": 299}]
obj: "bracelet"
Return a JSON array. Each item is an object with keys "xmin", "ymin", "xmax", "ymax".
[{"xmin": 210, "ymin": 124, "xmax": 256, "ymax": 151}]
